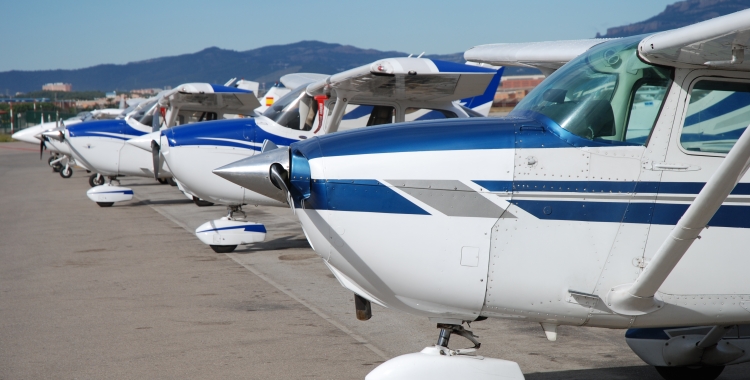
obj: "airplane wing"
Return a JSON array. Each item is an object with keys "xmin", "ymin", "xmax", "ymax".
[
  {"xmin": 638, "ymin": 9, "xmax": 750, "ymax": 71},
  {"xmin": 305, "ymin": 58, "xmax": 498, "ymax": 103},
  {"xmin": 280, "ymin": 73, "xmax": 329, "ymax": 90},
  {"xmin": 163, "ymin": 83, "xmax": 261, "ymax": 114},
  {"xmin": 464, "ymin": 39, "xmax": 609, "ymax": 76}
]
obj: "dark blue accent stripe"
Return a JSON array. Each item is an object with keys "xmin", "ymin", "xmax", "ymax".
[
  {"xmin": 473, "ymin": 180, "xmax": 750, "ymax": 195},
  {"xmin": 342, "ymin": 105, "xmax": 374, "ymax": 120},
  {"xmin": 513, "ymin": 200, "xmax": 750, "ymax": 228},
  {"xmin": 626, "ymin": 328, "xmax": 671, "ymax": 340},
  {"xmin": 68, "ymin": 119, "xmax": 147, "ymax": 140},
  {"xmin": 210, "ymin": 84, "xmax": 252, "ymax": 93},
  {"xmin": 96, "ymin": 190, "xmax": 134, "ymax": 195},
  {"xmin": 303, "ymin": 179, "xmax": 430, "ymax": 215},
  {"xmin": 431, "ymin": 59, "xmax": 496, "ymax": 73},
  {"xmin": 196, "ymin": 224, "xmax": 267, "ymax": 233},
  {"xmin": 165, "ymin": 118, "xmax": 298, "ymax": 150}
]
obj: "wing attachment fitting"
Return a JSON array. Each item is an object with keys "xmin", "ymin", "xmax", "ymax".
[
  {"xmin": 464, "ymin": 39, "xmax": 609, "ymax": 76},
  {"xmin": 639, "ymin": 9, "xmax": 750, "ymax": 71}
]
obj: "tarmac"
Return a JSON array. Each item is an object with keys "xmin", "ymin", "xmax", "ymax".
[{"xmin": 1, "ymin": 141, "xmax": 748, "ymax": 379}]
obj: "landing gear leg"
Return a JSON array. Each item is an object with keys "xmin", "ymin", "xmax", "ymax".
[{"xmin": 435, "ymin": 323, "xmax": 481, "ymax": 355}]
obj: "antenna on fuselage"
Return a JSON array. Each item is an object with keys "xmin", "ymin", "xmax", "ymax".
[{"xmin": 417, "ymin": 52, "xmax": 425, "ymax": 58}]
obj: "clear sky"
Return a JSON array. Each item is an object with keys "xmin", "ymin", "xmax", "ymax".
[{"xmin": 0, "ymin": 0, "xmax": 677, "ymax": 72}]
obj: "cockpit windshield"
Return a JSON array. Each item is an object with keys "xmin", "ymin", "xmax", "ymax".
[
  {"xmin": 261, "ymin": 85, "xmax": 318, "ymax": 131},
  {"xmin": 129, "ymin": 99, "xmax": 158, "ymax": 126},
  {"xmin": 511, "ymin": 36, "xmax": 673, "ymax": 145}
]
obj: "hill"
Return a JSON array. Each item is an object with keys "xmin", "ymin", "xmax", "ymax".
[
  {"xmin": 0, "ymin": 41, "xmax": 540, "ymax": 95},
  {"xmin": 596, "ymin": 0, "xmax": 750, "ymax": 38}
]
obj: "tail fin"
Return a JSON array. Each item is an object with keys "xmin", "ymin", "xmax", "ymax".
[{"xmin": 461, "ymin": 66, "xmax": 504, "ymax": 116}]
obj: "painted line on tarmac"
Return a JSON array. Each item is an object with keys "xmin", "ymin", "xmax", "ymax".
[{"xmin": 134, "ymin": 193, "xmax": 389, "ymax": 361}]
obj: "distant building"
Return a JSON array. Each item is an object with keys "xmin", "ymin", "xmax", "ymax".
[
  {"xmin": 493, "ymin": 74, "xmax": 547, "ymax": 109},
  {"xmin": 130, "ymin": 88, "xmax": 162, "ymax": 95},
  {"xmin": 42, "ymin": 82, "xmax": 72, "ymax": 92},
  {"xmin": 500, "ymin": 75, "xmax": 545, "ymax": 89}
]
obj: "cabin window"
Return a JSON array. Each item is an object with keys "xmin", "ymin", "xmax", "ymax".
[
  {"xmin": 261, "ymin": 86, "xmax": 318, "ymax": 131},
  {"xmin": 680, "ymin": 80, "xmax": 750, "ymax": 154},
  {"xmin": 511, "ymin": 35, "xmax": 673, "ymax": 145}
]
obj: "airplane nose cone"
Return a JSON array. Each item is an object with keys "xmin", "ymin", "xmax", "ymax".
[
  {"xmin": 11, "ymin": 128, "xmax": 39, "ymax": 144},
  {"xmin": 127, "ymin": 130, "xmax": 161, "ymax": 151},
  {"xmin": 41, "ymin": 128, "xmax": 65, "ymax": 141},
  {"xmin": 213, "ymin": 146, "xmax": 290, "ymax": 204}
]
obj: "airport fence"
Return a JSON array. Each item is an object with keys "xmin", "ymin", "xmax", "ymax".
[{"xmin": 0, "ymin": 111, "xmax": 78, "ymax": 135}]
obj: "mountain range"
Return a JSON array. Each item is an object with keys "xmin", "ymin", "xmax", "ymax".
[
  {"xmin": 2, "ymin": 0, "xmax": 749, "ymax": 94},
  {"xmin": 596, "ymin": 0, "xmax": 750, "ymax": 38}
]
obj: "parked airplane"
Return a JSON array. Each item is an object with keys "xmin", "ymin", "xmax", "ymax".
[
  {"xmin": 12, "ymin": 109, "xmax": 123, "ymax": 176},
  {"xmin": 161, "ymin": 59, "xmax": 502, "ymax": 253},
  {"xmin": 57, "ymin": 82, "xmax": 263, "ymax": 206},
  {"xmin": 215, "ymin": 10, "xmax": 750, "ymax": 380}
]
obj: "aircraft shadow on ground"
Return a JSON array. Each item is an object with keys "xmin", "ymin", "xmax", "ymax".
[
  {"xmin": 124, "ymin": 199, "xmax": 194, "ymax": 207},
  {"xmin": 235, "ymin": 236, "xmax": 311, "ymax": 253},
  {"xmin": 524, "ymin": 365, "xmax": 662, "ymax": 380}
]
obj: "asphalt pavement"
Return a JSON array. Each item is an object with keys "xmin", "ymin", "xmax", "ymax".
[{"xmin": 1, "ymin": 141, "xmax": 748, "ymax": 379}]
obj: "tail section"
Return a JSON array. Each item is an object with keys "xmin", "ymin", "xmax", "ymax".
[{"xmin": 461, "ymin": 66, "xmax": 504, "ymax": 116}]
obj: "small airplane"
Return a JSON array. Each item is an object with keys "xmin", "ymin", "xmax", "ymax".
[
  {"xmin": 12, "ymin": 109, "xmax": 124, "ymax": 177},
  {"xmin": 162, "ymin": 58, "xmax": 502, "ymax": 253},
  {"xmin": 55, "ymin": 82, "xmax": 263, "ymax": 206},
  {"xmin": 215, "ymin": 10, "xmax": 750, "ymax": 380}
]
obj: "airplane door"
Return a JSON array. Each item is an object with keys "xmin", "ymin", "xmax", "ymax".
[{"xmin": 642, "ymin": 73, "xmax": 750, "ymax": 297}]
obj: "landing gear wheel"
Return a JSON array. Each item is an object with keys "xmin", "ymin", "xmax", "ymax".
[
  {"xmin": 654, "ymin": 365, "xmax": 724, "ymax": 380},
  {"xmin": 59, "ymin": 166, "xmax": 73, "ymax": 178},
  {"xmin": 157, "ymin": 178, "xmax": 168, "ymax": 185},
  {"xmin": 96, "ymin": 202, "xmax": 114, "ymax": 207},
  {"xmin": 193, "ymin": 196, "xmax": 214, "ymax": 207},
  {"xmin": 166, "ymin": 177, "xmax": 178, "ymax": 186},
  {"xmin": 210, "ymin": 245, "xmax": 237, "ymax": 253},
  {"xmin": 47, "ymin": 156, "xmax": 57, "ymax": 166},
  {"xmin": 89, "ymin": 174, "xmax": 105, "ymax": 187}
]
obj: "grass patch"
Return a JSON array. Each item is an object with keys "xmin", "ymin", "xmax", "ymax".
[{"xmin": 0, "ymin": 134, "xmax": 15, "ymax": 142}]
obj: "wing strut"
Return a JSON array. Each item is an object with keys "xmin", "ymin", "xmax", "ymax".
[{"xmin": 607, "ymin": 123, "xmax": 750, "ymax": 315}]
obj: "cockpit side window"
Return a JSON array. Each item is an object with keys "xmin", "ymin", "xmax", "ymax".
[
  {"xmin": 367, "ymin": 106, "xmax": 395, "ymax": 126},
  {"xmin": 680, "ymin": 79, "xmax": 750, "ymax": 154},
  {"xmin": 511, "ymin": 36, "xmax": 673, "ymax": 145},
  {"xmin": 261, "ymin": 86, "xmax": 318, "ymax": 131}
]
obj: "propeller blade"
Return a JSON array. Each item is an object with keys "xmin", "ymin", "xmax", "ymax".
[
  {"xmin": 270, "ymin": 163, "xmax": 295, "ymax": 211},
  {"xmin": 151, "ymin": 140, "xmax": 160, "ymax": 179},
  {"xmin": 39, "ymin": 137, "xmax": 45, "ymax": 160}
]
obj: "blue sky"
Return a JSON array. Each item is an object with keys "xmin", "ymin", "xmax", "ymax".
[{"xmin": 0, "ymin": 0, "xmax": 676, "ymax": 72}]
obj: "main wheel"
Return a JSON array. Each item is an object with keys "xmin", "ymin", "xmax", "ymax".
[
  {"xmin": 157, "ymin": 178, "xmax": 168, "ymax": 185},
  {"xmin": 654, "ymin": 365, "xmax": 724, "ymax": 380},
  {"xmin": 193, "ymin": 196, "xmax": 214, "ymax": 207},
  {"xmin": 210, "ymin": 245, "xmax": 237, "ymax": 253},
  {"xmin": 96, "ymin": 202, "xmax": 114, "ymax": 207},
  {"xmin": 166, "ymin": 177, "xmax": 178, "ymax": 186},
  {"xmin": 89, "ymin": 174, "xmax": 105, "ymax": 187},
  {"xmin": 59, "ymin": 166, "xmax": 73, "ymax": 178}
]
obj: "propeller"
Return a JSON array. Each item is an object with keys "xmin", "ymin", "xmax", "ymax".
[
  {"xmin": 151, "ymin": 140, "xmax": 160, "ymax": 180},
  {"xmin": 39, "ymin": 136, "xmax": 46, "ymax": 160}
]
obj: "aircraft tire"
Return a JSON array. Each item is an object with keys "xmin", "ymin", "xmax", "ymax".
[
  {"xmin": 96, "ymin": 202, "xmax": 114, "ymax": 208},
  {"xmin": 59, "ymin": 166, "xmax": 73, "ymax": 178},
  {"xmin": 193, "ymin": 197, "xmax": 214, "ymax": 207},
  {"xmin": 166, "ymin": 177, "xmax": 178, "ymax": 186},
  {"xmin": 210, "ymin": 245, "xmax": 237, "ymax": 253},
  {"xmin": 89, "ymin": 174, "xmax": 105, "ymax": 187},
  {"xmin": 157, "ymin": 178, "xmax": 168, "ymax": 185},
  {"xmin": 654, "ymin": 365, "xmax": 724, "ymax": 380}
]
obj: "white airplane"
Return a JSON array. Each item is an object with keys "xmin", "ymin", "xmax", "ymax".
[
  {"xmin": 215, "ymin": 10, "xmax": 750, "ymax": 380},
  {"xmin": 55, "ymin": 82, "xmax": 263, "ymax": 206},
  {"xmin": 160, "ymin": 59, "xmax": 502, "ymax": 253},
  {"xmin": 12, "ymin": 109, "xmax": 123, "ymax": 177}
]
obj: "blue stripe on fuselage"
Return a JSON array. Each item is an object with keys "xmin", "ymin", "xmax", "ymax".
[
  {"xmin": 196, "ymin": 224, "xmax": 267, "ymax": 233},
  {"xmin": 67, "ymin": 119, "xmax": 146, "ymax": 140},
  {"xmin": 164, "ymin": 118, "xmax": 298, "ymax": 150},
  {"xmin": 302, "ymin": 179, "xmax": 430, "ymax": 215}
]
